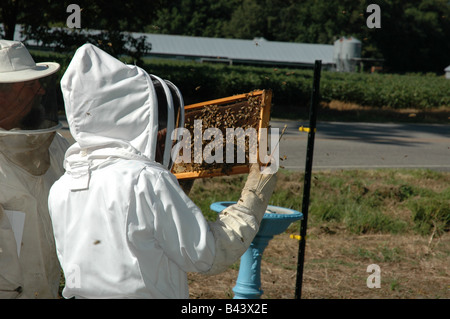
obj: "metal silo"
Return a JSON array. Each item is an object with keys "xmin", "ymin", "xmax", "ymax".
[
  {"xmin": 333, "ymin": 37, "xmax": 361, "ymax": 72},
  {"xmin": 333, "ymin": 38, "xmax": 343, "ymax": 71},
  {"xmin": 342, "ymin": 37, "xmax": 361, "ymax": 72},
  {"xmin": 445, "ymin": 65, "xmax": 450, "ymax": 79}
]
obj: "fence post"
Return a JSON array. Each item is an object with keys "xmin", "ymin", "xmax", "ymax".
[{"xmin": 295, "ymin": 59, "xmax": 322, "ymax": 299}]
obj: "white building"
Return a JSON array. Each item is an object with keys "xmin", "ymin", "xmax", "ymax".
[
  {"xmin": 138, "ymin": 33, "xmax": 335, "ymax": 69},
  {"xmin": 11, "ymin": 25, "xmax": 368, "ymax": 71}
]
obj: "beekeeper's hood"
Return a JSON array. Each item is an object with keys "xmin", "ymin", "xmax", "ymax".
[
  {"xmin": 0, "ymin": 40, "xmax": 62, "ymax": 175},
  {"xmin": 0, "ymin": 40, "xmax": 61, "ymax": 131},
  {"xmin": 61, "ymin": 44, "xmax": 184, "ymax": 189}
]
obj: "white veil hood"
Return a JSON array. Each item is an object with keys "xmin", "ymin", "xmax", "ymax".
[
  {"xmin": 61, "ymin": 44, "xmax": 185, "ymax": 177},
  {"xmin": 61, "ymin": 43, "xmax": 159, "ymax": 165}
]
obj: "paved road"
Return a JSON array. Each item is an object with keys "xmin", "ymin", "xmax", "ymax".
[
  {"xmin": 270, "ymin": 120, "xmax": 450, "ymax": 172},
  {"xmin": 58, "ymin": 118, "xmax": 450, "ymax": 172}
]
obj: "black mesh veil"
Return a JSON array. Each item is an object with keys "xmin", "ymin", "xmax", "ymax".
[
  {"xmin": 151, "ymin": 75, "xmax": 184, "ymax": 169},
  {"xmin": 0, "ymin": 73, "xmax": 59, "ymax": 131}
]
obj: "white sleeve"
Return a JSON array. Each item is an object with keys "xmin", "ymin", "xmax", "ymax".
[
  {"xmin": 139, "ymin": 168, "xmax": 273, "ymax": 276},
  {"xmin": 140, "ymin": 170, "xmax": 216, "ymax": 273}
]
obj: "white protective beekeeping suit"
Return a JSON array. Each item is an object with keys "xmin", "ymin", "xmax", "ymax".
[
  {"xmin": 0, "ymin": 40, "xmax": 69, "ymax": 298},
  {"xmin": 48, "ymin": 44, "xmax": 276, "ymax": 299}
]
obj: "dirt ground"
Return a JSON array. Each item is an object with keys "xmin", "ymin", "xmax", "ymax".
[{"xmin": 187, "ymin": 227, "xmax": 449, "ymax": 299}]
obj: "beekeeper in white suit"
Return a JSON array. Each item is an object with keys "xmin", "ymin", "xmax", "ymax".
[
  {"xmin": 48, "ymin": 43, "xmax": 277, "ymax": 299},
  {"xmin": 0, "ymin": 40, "xmax": 69, "ymax": 298}
]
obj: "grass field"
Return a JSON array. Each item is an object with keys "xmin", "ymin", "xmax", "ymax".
[
  {"xmin": 190, "ymin": 169, "xmax": 450, "ymax": 236},
  {"xmin": 187, "ymin": 168, "xmax": 450, "ymax": 299}
]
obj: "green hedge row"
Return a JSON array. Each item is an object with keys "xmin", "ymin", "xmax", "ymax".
[
  {"xmin": 143, "ymin": 60, "xmax": 450, "ymax": 110},
  {"xmin": 320, "ymin": 71, "xmax": 450, "ymax": 110},
  {"xmin": 31, "ymin": 50, "xmax": 450, "ymax": 113}
]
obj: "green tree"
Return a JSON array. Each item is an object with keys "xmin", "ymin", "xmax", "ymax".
[
  {"xmin": 2, "ymin": 0, "xmax": 449, "ymax": 73},
  {"xmin": 1, "ymin": 1, "xmax": 160, "ymax": 64},
  {"xmin": 368, "ymin": 0, "xmax": 450, "ymax": 73},
  {"xmin": 221, "ymin": 0, "xmax": 450, "ymax": 73},
  {"xmin": 152, "ymin": 0, "xmax": 239, "ymax": 37},
  {"xmin": 1, "ymin": 0, "xmax": 21, "ymax": 40},
  {"xmin": 222, "ymin": 0, "xmax": 266, "ymax": 39}
]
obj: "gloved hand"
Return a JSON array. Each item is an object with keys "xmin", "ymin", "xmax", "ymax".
[
  {"xmin": 204, "ymin": 163, "xmax": 277, "ymax": 275},
  {"xmin": 235, "ymin": 163, "xmax": 277, "ymax": 224}
]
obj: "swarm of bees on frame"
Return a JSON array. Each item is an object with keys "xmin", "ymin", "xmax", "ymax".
[{"xmin": 172, "ymin": 93, "xmax": 263, "ymax": 175}]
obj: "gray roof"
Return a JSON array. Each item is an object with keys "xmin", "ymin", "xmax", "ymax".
[
  {"xmin": 137, "ymin": 33, "xmax": 334, "ymax": 66},
  {"xmin": 8, "ymin": 24, "xmax": 334, "ymax": 66}
]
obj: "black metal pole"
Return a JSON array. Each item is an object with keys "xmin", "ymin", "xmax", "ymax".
[{"xmin": 295, "ymin": 60, "xmax": 322, "ymax": 299}]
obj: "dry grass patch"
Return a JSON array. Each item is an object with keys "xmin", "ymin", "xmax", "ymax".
[{"xmin": 188, "ymin": 231, "xmax": 449, "ymax": 299}]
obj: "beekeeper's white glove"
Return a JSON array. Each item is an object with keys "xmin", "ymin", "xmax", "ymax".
[
  {"xmin": 204, "ymin": 163, "xmax": 277, "ymax": 275},
  {"xmin": 236, "ymin": 162, "xmax": 278, "ymax": 224}
]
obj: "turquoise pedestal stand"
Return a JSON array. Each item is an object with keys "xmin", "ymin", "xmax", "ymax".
[{"xmin": 210, "ymin": 201, "xmax": 303, "ymax": 299}]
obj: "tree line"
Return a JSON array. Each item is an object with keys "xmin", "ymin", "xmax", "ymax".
[{"xmin": 1, "ymin": 0, "xmax": 449, "ymax": 73}]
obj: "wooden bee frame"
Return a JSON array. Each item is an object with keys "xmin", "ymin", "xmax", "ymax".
[{"xmin": 172, "ymin": 89, "xmax": 272, "ymax": 179}]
